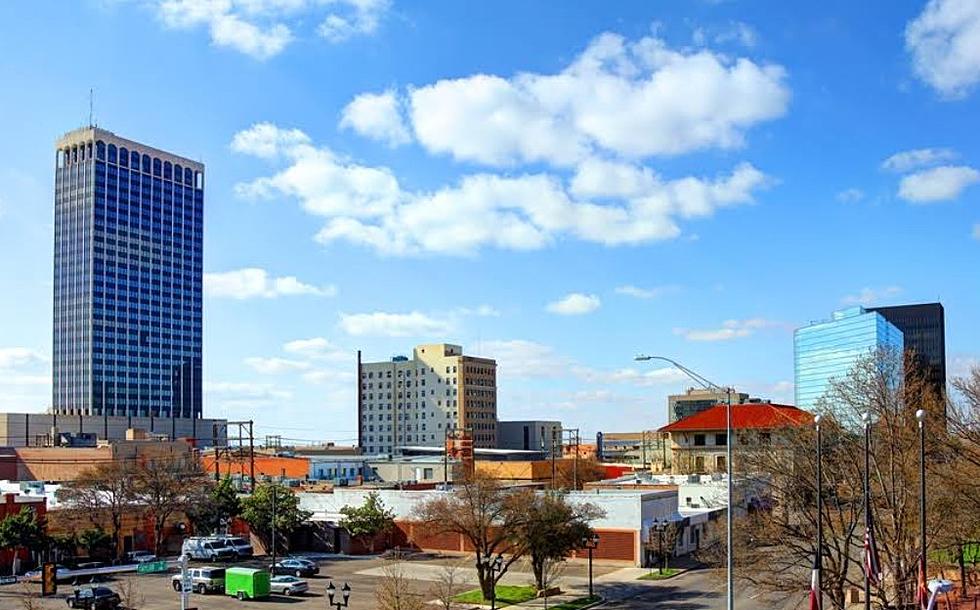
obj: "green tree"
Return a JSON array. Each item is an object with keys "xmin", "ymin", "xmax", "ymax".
[
  {"xmin": 240, "ymin": 483, "xmax": 311, "ymax": 553},
  {"xmin": 339, "ymin": 492, "xmax": 395, "ymax": 553},
  {"xmin": 78, "ymin": 528, "xmax": 113, "ymax": 560},
  {"xmin": 0, "ymin": 507, "xmax": 45, "ymax": 572},
  {"xmin": 512, "ymin": 494, "xmax": 604, "ymax": 591},
  {"xmin": 188, "ymin": 477, "xmax": 242, "ymax": 535}
]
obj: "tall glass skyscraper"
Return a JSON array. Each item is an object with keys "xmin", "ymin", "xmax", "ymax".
[
  {"xmin": 868, "ymin": 303, "xmax": 946, "ymax": 398},
  {"xmin": 794, "ymin": 307, "xmax": 903, "ymax": 415},
  {"xmin": 53, "ymin": 127, "xmax": 203, "ymax": 419}
]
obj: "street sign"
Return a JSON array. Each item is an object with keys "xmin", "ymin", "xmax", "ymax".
[
  {"xmin": 0, "ymin": 576, "xmax": 17, "ymax": 585},
  {"xmin": 136, "ymin": 561, "xmax": 168, "ymax": 574}
]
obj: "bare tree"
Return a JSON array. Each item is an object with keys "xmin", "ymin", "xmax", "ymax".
[
  {"xmin": 55, "ymin": 461, "xmax": 134, "ymax": 559},
  {"xmin": 430, "ymin": 559, "xmax": 468, "ymax": 610},
  {"xmin": 375, "ymin": 562, "xmax": 425, "ymax": 610},
  {"xmin": 414, "ymin": 475, "xmax": 534, "ymax": 600},
  {"xmin": 117, "ymin": 577, "xmax": 144, "ymax": 610},
  {"xmin": 131, "ymin": 453, "xmax": 208, "ymax": 555}
]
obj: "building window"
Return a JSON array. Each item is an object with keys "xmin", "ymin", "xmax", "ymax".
[
  {"xmin": 716, "ymin": 455, "xmax": 727, "ymax": 472},
  {"xmin": 715, "ymin": 433, "xmax": 727, "ymax": 446},
  {"xmin": 693, "ymin": 434, "xmax": 706, "ymax": 446}
]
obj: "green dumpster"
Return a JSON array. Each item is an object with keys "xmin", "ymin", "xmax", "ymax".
[{"xmin": 224, "ymin": 567, "xmax": 271, "ymax": 600}]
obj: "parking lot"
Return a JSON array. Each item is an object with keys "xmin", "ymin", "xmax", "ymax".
[{"xmin": 0, "ymin": 554, "xmax": 625, "ymax": 610}]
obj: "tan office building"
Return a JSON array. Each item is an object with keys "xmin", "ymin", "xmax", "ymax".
[{"xmin": 357, "ymin": 344, "xmax": 497, "ymax": 455}]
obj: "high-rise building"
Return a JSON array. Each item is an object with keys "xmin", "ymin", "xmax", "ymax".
[
  {"xmin": 794, "ymin": 307, "xmax": 903, "ymax": 416},
  {"xmin": 867, "ymin": 303, "xmax": 946, "ymax": 398},
  {"xmin": 668, "ymin": 388, "xmax": 750, "ymax": 423},
  {"xmin": 53, "ymin": 127, "xmax": 204, "ymax": 419},
  {"xmin": 357, "ymin": 343, "xmax": 497, "ymax": 455}
]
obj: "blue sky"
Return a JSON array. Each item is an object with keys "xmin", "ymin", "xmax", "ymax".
[{"xmin": 1, "ymin": 0, "xmax": 978, "ymax": 444}]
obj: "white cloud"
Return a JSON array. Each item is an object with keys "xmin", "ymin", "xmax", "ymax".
[
  {"xmin": 713, "ymin": 21, "xmax": 758, "ymax": 48},
  {"xmin": 340, "ymin": 90, "xmax": 411, "ymax": 147},
  {"xmin": 836, "ymin": 188, "xmax": 865, "ymax": 203},
  {"xmin": 546, "ymin": 293, "xmax": 601, "ymax": 316},
  {"xmin": 479, "ymin": 340, "xmax": 569, "ymax": 379},
  {"xmin": 244, "ymin": 356, "xmax": 312, "ymax": 374},
  {"xmin": 230, "ymin": 122, "xmax": 311, "ymax": 159},
  {"xmin": 206, "ymin": 380, "xmax": 292, "ymax": 401},
  {"xmin": 0, "ymin": 347, "xmax": 45, "ymax": 369},
  {"xmin": 454, "ymin": 305, "xmax": 501, "ymax": 317},
  {"xmin": 233, "ymin": 124, "xmax": 771, "ymax": 255},
  {"xmin": 906, "ymin": 0, "xmax": 980, "ymax": 98},
  {"xmin": 205, "ymin": 268, "xmax": 337, "ymax": 299},
  {"xmin": 155, "ymin": 0, "xmax": 389, "ymax": 59},
  {"xmin": 674, "ymin": 318, "xmax": 777, "ymax": 342},
  {"xmin": 897, "ymin": 165, "xmax": 980, "ymax": 203},
  {"xmin": 317, "ymin": 0, "xmax": 390, "ymax": 42},
  {"xmin": 405, "ymin": 32, "xmax": 789, "ymax": 166},
  {"xmin": 841, "ymin": 286, "xmax": 903, "ymax": 306},
  {"xmin": 338, "ymin": 311, "xmax": 453, "ymax": 337},
  {"xmin": 614, "ymin": 284, "xmax": 680, "ymax": 299},
  {"xmin": 881, "ymin": 147, "xmax": 958, "ymax": 172},
  {"xmin": 283, "ymin": 337, "xmax": 349, "ymax": 361}
]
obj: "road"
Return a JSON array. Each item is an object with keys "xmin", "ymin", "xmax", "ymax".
[{"xmin": 0, "ymin": 554, "xmax": 809, "ymax": 610}]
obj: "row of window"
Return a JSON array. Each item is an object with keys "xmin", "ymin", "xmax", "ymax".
[{"xmin": 58, "ymin": 141, "xmax": 203, "ymax": 190}]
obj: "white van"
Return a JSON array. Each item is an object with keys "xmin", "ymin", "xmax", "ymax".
[
  {"xmin": 181, "ymin": 538, "xmax": 237, "ymax": 562},
  {"xmin": 210, "ymin": 535, "xmax": 254, "ymax": 559}
]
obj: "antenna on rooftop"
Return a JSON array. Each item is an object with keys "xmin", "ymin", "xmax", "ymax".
[{"xmin": 88, "ymin": 88, "xmax": 95, "ymax": 128}]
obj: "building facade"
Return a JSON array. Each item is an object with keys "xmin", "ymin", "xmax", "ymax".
[
  {"xmin": 868, "ymin": 303, "xmax": 946, "ymax": 398},
  {"xmin": 53, "ymin": 127, "xmax": 204, "ymax": 419},
  {"xmin": 658, "ymin": 403, "xmax": 812, "ymax": 475},
  {"xmin": 357, "ymin": 344, "xmax": 497, "ymax": 454},
  {"xmin": 794, "ymin": 307, "xmax": 903, "ymax": 416},
  {"xmin": 668, "ymin": 388, "xmax": 750, "ymax": 423},
  {"xmin": 596, "ymin": 431, "xmax": 671, "ymax": 472},
  {"xmin": 496, "ymin": 420, "xmax": 561, "ymax": 451}
]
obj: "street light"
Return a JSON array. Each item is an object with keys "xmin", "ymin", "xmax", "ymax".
[
  {"xmin": 651, "ymin": 519, "xmax": 670, "ymax": 575},
  {"xmin": 917, "ymin": 408, "xmax": 927, "ymax": 597},
  {"xmin": 477, "ymin": 553, "xmax": 504, "ymax": 610},
  {"xmin": 582, "ymin": 533, "xmax": 600, "ymax": 598},
  {"xmin": 635, "ymin": 354, "xmax": 734, "ymax": 610},
  {"xmin": 327, "ymin": 581, "xmax": 351, "ymax": 610}
]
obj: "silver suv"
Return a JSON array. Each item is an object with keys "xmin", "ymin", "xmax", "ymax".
[{"xmin": 171, "ymin": 567, "xmax": 226, "ymax": 595}]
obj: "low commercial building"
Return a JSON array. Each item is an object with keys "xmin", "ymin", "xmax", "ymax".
[
  {"xmin": 668, "ymin": 388, "xmax": 750, "ymax": 423},
  {"xmin": 496, "ymin": 420, "xmax": 562, "ymax": 451},
  {"xmin": 0, "ymin": 412, "xmax": 227, "ymax": 448},
  {"xmin": 0, "ymin": 437, "xmax": 194, "ymax": 482},
  {"xmin": 596, "ymin": 431, "xmax": 671, "ymax": 472},
  {"xmin": 366, "ymin": 455, "xmax": 455, "ymax": 485},
  {"xmin": 658, "ymin": 403, "xmax": 812, "ymax": 475},
  {"xmin": 200, "ymin": 451, "xmax": 310, "ymax": 481},
  {"xmin": 308, "ymin": 456, "xmax": 370, "ymax": 484},
  {"xmin": 297, "ymin": 486, "xmax": 719, "ymax": 567}
]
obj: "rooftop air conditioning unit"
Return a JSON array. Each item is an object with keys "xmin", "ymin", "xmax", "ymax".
[{"xmin": 687, "ymin": 475, "xmax": 699, "ymax": 484}]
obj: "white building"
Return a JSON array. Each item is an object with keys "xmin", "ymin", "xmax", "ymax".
[{"xmin": 357, "ymin": 344, "xmax": 497, "ymax": 455}]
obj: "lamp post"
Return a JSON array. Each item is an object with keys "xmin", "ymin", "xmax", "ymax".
[
  {"xmin": 652, "ymin": 519, "xmax": 670, "ymax": 575},
  {"xmin": 326, "ymin": 581, "xmax": 351, "ymax": 610},
  {"xmin": 917, "ymin": 408, "xmax": 927, "ymax": 595},
  {"xmin": 477, "ymin": 554, "xmax": 504, "ymax": 610},
  {"xmin": 635, "ymin": 354, "xmax": 734, "ymax": 610},
  {"xmin": 582, "ymin": 533, "xmax": 599, "ymax": 598}
]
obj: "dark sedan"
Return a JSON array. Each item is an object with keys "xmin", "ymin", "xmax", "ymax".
[
  {"xmin": 66, "ymin": 586, "xmax": 121, "ymax": 610},
  {"xmin": 270, "ymin": 558, "xmax": 320, "ymax": 577}
]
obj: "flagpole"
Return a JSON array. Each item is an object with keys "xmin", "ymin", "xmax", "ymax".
[
  {"xmin": 863, "ymin": 412, "xmax": 871, "ymax": 610},
  {"xmin": 917, "ymin": 408, "xmax": 927, "ymax": 606},
  {"xmin": 815, "ymin": 414, "xmax": 823, "ymax": 610}
]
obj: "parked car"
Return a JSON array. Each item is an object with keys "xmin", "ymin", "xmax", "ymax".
[
  {"xmin": 209, "ymin": 535, "xmax": 254, "ymax": 558},
  {"xmin": 124, "ymin": 550, "xmax": 158, "ymax": 564},
  {"xmin": 26, "ymin": 565, "xmax": 71, "ymax": 582},
  {"xmin": 65, "ymin": 586, "xmax": 121, "ymax": 610},
  {"xmin": 270, "ymin": 558, "xmax": 319, "ymax": 577},
  {"xmin": 181, "ymin": 537, "xmax": 237, "ymax": 562},
  {"xmin": 224, "ymin": 567, "xmax": 270, "ymax": 601},
  {"xmin": 171, "ymin": 566, "xmax": 226, "ymax": 595},
  {"xmin": 269, "ymin": 575, "xmax": 309, "ymax": 596}
]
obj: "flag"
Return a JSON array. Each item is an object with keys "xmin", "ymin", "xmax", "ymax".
[
  {"xmin": 809, "ymin": 554, "xmax": 821, "ymax": 610},
  {"xmin": 863, "ymin": 510, "xmax": 882, "ymax": 586},
  {"xmin": 916, "ymin": 556, "xmax": 930, "ymax": 610}
]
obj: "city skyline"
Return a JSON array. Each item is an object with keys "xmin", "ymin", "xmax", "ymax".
[{"xmin": 0, "ymin": 1, "xmax": 979, "ymax": 442}]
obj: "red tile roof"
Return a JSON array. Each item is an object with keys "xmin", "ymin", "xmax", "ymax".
[{"xmin": 657, "ymin": 403, "xmax": 813, "ymax": 433}]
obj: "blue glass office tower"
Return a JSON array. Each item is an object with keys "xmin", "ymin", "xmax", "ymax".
[
  {"xmin": 794, "ymin": 307, "xmax": 903, "ymax": 415},
  {"xmin": 53, "ymin": 127, "xmax": 203, "ymax": 419}
]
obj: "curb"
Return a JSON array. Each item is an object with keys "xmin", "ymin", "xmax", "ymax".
[{"xmin": 636, "ymin": 568, "xmax": 688, "ymax": 581}]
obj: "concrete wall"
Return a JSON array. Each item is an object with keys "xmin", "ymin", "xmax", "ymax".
[
  {"xmin": 0, "ymin": 413, "xmax": 227, "ymax": 448},
  {"xmin": 367, "ymin": 459, "xmax": 452, "ymax": 484}
]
